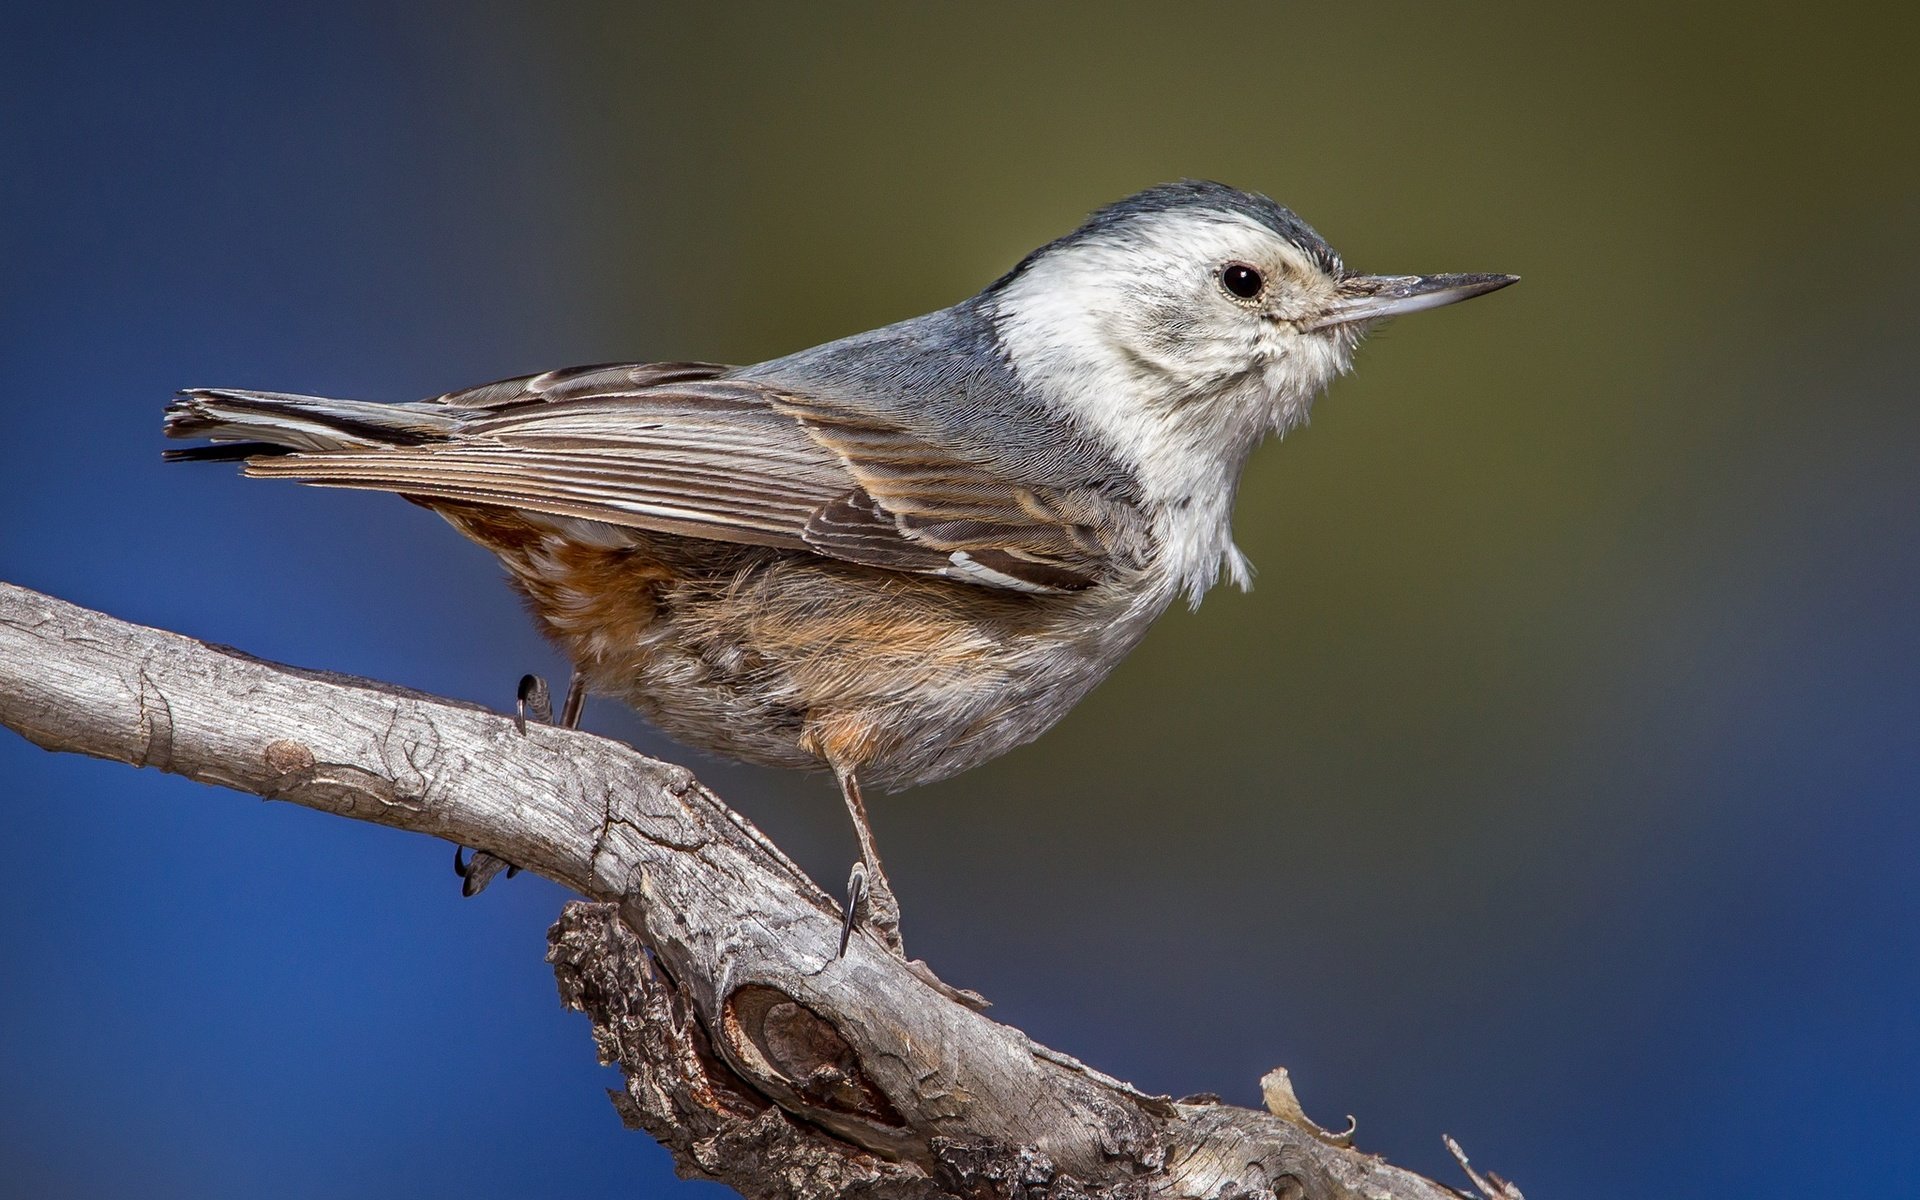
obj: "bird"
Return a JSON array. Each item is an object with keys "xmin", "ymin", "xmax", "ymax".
[{"xmin": 163, "ymin": 180, "xmax": 1515, "ymax": 956}]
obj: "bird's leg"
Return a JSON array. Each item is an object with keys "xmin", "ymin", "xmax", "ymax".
[
  {"xmin": 559, "ymin": 672, "xmax": 587, "ymax": 729},
  {"xmin": 455, "ymin": 670, "xmax": 589, "ymax": 896},
  {"xmin": 835, "ymin": 767, "xmax": 903, "ymax": 957}
]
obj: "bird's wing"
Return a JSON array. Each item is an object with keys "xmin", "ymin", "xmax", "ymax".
[
  {"xmin": 771, "ymin": 392, "xmax": 1129, "ymax": 591},
  {"xmin": 238, "ymin": 366, "xmax": 1141, "ymax": 592},
  {"xmin": 424, "ymin": 361, "xmax": 737, "ymax": 408}
]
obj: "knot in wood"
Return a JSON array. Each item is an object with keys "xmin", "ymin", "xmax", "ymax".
[
  {"xmin": 722, "ymin": 984, "xmax": 902, "ymax": 1128},
  {"xmin": 263, "ymin": 739, "xmax": 315, "ymax": 776}
]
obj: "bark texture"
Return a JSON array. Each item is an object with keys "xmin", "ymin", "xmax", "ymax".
[{"xmin": 0, "ymin": 580, "xmax": 1525, "ymax": 1200}]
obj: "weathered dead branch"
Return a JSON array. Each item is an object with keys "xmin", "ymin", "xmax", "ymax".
[{"xmin": 0, "ymin": 580, "xmax": 1518, "ymax": 1200}]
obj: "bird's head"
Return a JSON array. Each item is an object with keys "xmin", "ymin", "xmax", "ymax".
[{"xmin": 985, "ymin": 181, "xmax": 1516, "ymax": 504}]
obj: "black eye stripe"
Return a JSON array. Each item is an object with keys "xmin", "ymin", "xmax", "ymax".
[{"xmin": 1221, "ymin": 263, "xmax": 1264, "ymax": 300}]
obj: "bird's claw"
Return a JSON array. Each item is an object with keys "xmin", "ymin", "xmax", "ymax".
[
  {"xmin": 837, "ymin": 859, "xmax": 904, "ymax": 958},
  {"xmin": 839, "ymin": 862, "xmax": 869, "ymax": 957},
  {"xmin": 515, "ymin": 673, "xmax": 553, "ymax": 733},
  {"xmin": 453, "ymin": 844, "xmax": 516, "ymax": 897}
]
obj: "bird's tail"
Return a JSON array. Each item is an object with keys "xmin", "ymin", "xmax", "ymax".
[{"xmin": 162, "ymin": 388, "xmax": 461, "ymax": 462}]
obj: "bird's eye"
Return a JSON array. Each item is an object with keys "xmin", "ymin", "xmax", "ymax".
[{"xmin": 1220, "ymin": 263, "xmax": 1265, "ymax": 301}]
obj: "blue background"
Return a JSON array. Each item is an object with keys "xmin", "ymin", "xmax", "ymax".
[{"xmin": 2, "ymin": 4, "xmax": 1916, "ymax": 1197}]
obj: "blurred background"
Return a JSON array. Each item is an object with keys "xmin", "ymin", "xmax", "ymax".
[{"xmin": 2, "ymin": 3, "xmax": 1916, "ymax": 1197}]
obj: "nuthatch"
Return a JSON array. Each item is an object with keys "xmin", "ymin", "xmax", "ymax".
[{"xmin": 164, "ymin": 180, "xmax": 1515, "ymax": 955}]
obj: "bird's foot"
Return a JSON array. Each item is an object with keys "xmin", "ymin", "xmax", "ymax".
[
  {"xmin": 514, "ymin": 672, "xmax": 553, "ymax": 733},
  {"xmin": 453, "ymin": 845, "xmax": 519, "ymax": 897},
  {"xmin": 839, "ymin": 859, "xmax": 905, "ymax": 958},
  {"xmin": 458, "ymin": 671, "xmax": 587, "ymax": 896},
  {"xmin": 838, "ymin": 862, "xmax": 981, "ymax": 1009}
]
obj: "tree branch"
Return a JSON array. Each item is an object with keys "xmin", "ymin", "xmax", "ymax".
[{"xmin": 0, "ymin": 580, "xmax": 1523, "ymax": 1200}]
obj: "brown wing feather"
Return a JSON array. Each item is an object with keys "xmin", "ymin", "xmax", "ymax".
[
  {"xmin": 428, "ymin": 362, "xmax": 733, "ymax": 409},
  {"xmin": 246, "ymin": 378, "xmax": 843, "ymax": 550},
  {"xmin": 774, "ymin": 396, "xmax": 1135, "ymax": 590},
  {"xmin": 239, "ymin": 368, "xmax": 1141, "ymax": 593}
]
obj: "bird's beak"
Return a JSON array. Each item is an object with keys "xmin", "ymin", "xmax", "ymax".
[{"xmin": 1306, "ymin": 273, "xmax": 1519, "ymax": 330}]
